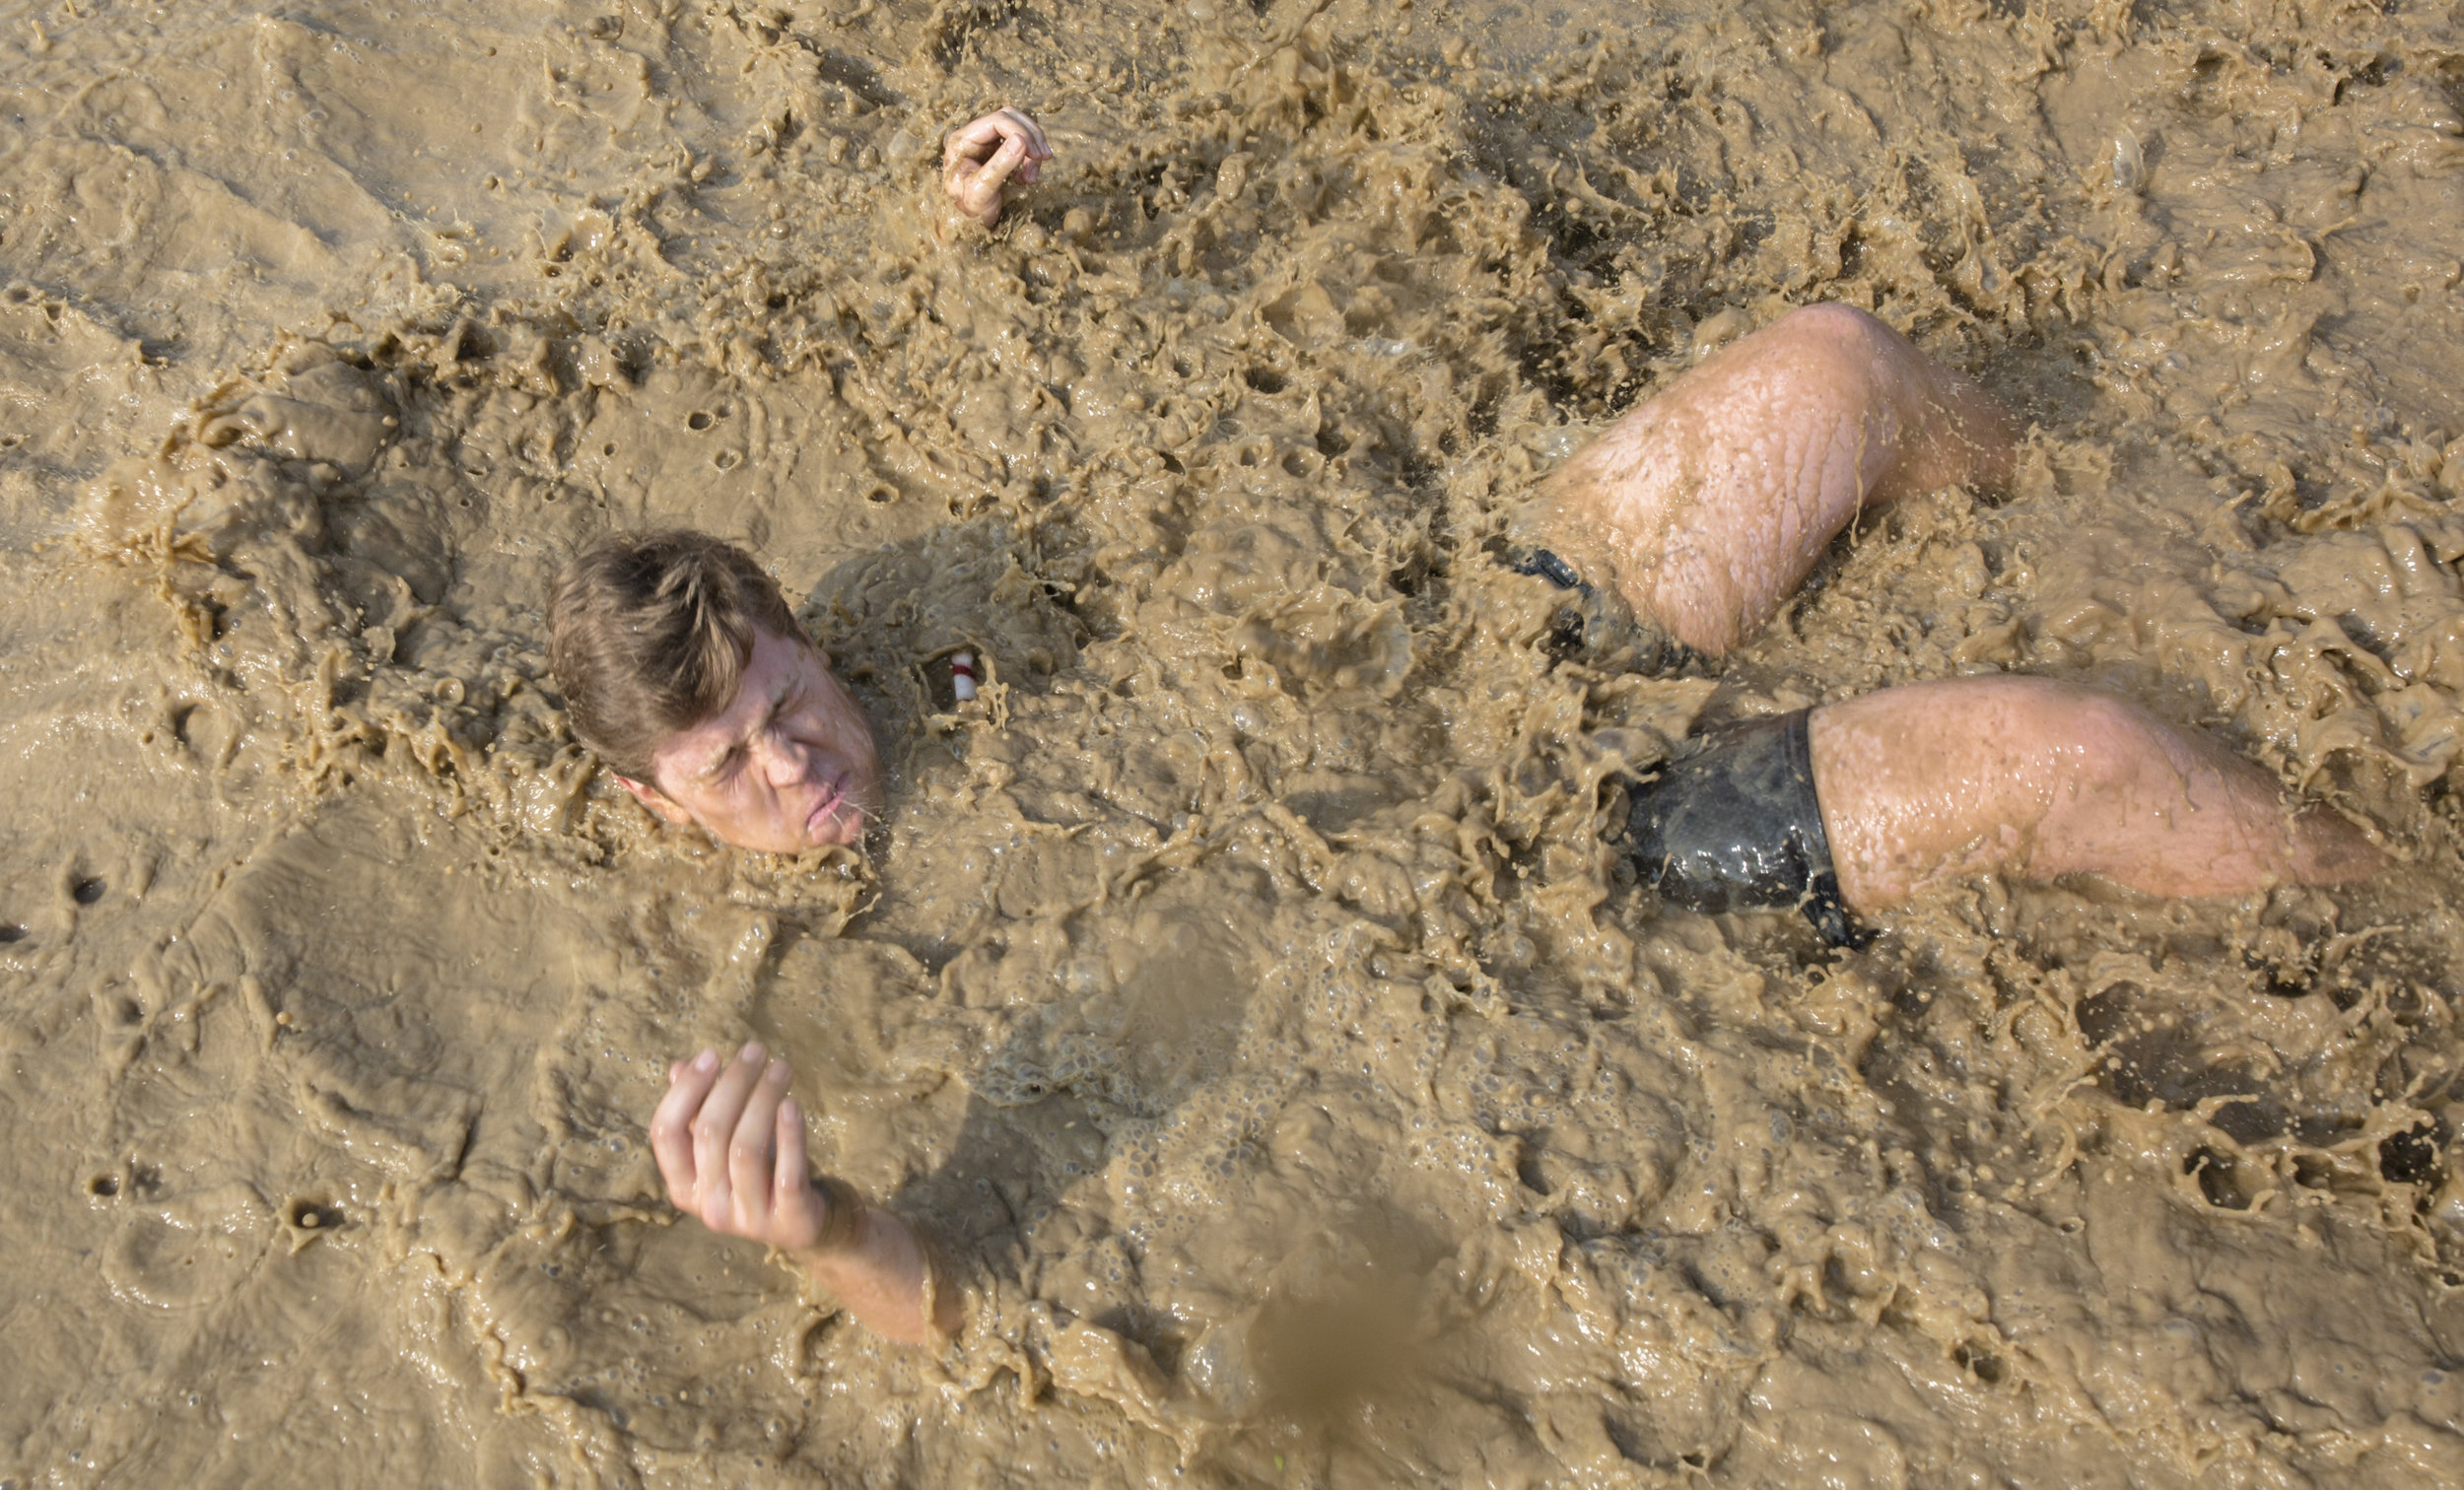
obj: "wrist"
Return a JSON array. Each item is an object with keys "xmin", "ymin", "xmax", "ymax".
[
  {"xmin": 788, "ymin": 1174, "xmax": 868, "ymax": 1259},
  {"xmin": 778, "ymin": 1188, "xmax": 957, "ymax": 1344},
  {"xmin": 931, "ymin": 190, "xmax": 992, "ymax": 240}
]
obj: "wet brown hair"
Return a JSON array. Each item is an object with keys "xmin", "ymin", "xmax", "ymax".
[{"xmin": 547, "ymin": 530, "xmax": 807, "ymax": 784}]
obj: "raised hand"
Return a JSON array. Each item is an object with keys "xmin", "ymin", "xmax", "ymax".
[
  {"xmin": 941, "ymin": 106, "xmax": 1052, "ymax": 228},
  {"xmin": 650, "ymin": 1043, "xmax": 846, "ymax": 1254},
  {"xmin": 649, "ymin": 1043, "xmax": 952, "ymax": 1344}
]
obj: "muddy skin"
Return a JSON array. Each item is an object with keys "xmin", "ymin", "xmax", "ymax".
[
  {"xmin": 650, "ymin": 1040, "xmax": 955, "ymax": 1345},
  {"xmin": 623, "ymin": 627, "xmax": 886, "ymax": 855},
  {"xmin": 7, "ymin": 1, "xmax": 2464, "ymax": 1486},
  {"xmin": 1809, "ymin": 675, "xmax": 2389, "ymax": 912},
  {"xmin": 1523, "ymin": 303, "xmax": 2019, "ymax": 654}
]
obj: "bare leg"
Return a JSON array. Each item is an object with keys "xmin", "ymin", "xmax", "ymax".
[
  {"xmin": 1808, "ymin": 677, "xmax": 2383, "ymax": 914},
  {"xmin": 1522, "ymin": 305, "xmax": 2017, "ymax": 654}
]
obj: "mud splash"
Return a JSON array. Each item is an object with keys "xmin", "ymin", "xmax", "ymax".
[{"xmin": 5, "ymin": 0, "xmax": 2464, "ymax": 1484}]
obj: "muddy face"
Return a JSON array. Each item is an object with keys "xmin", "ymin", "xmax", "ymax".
[
  {"xmin": 629, "ymin": 629, "xmax": 885, "ymax": 853},
  {"xmin": 7, "ymin": 1, "xmax": 2464, "ymax": 1486}
]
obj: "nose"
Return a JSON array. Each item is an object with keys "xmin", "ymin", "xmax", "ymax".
[{"xmin": 756, "ymin": 727, "xmax": 814, "ymax": 787}]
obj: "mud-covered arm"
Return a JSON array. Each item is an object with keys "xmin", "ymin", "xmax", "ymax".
[{"xmin": 650, "ymin": 1043, "xmax": 958, "ymax": 1345}]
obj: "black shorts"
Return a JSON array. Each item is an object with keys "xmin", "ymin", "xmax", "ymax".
[
  {"xmin": 1620, "ymin": 709, "xmax": 1865, "ymax": 948},
  {"xmin": 1507, "ymin": 547, "xmax": 1862, "ymax": 946}
]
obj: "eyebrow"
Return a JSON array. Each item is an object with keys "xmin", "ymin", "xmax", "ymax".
[{"xmin": 694, "ymin": 679, "xmax": 794, "ymax": 781}]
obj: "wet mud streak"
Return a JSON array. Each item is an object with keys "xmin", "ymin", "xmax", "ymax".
[{"xmin": 5, "ymin": 0, "xmax": 2464, "ymax": 1484}]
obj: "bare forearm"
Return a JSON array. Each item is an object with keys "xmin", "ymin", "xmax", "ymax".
[{"xmin": 794, "ymin": 1198, "xmax": 959, "ymax": 1346}]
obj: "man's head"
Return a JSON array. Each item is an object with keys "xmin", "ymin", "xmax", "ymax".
[{"xmin": 548, "ymin": 531, "xmax": 882, "ymax": 852}]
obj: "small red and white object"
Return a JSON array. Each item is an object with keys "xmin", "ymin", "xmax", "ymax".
[{"xmin": 950, "ymin": 651, "xmax": 979, "ymax": 703}]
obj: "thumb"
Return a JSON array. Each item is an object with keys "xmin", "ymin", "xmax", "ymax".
[{"xmin": 982, "ymin": 132, "xmax": 1027, "ymax": 185}]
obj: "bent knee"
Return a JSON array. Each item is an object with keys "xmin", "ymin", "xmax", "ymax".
[
  {"xmin": 1810, "ymin": 676, "xmax": 2175, "ymax": 848},
  {"xmin": 1776, "ymin": 305, "xmax": 1939, "ymax": 384},
  {"xmin": 1749, "ymin": 305, "xmax": 1908, "ymax": 395},
  {"xmin": 1764, "ymin": 305, "xmax": 2010, "ymax": 493},
  {"xmin": 1770, "ymin": 302, "xmax": 1898, "ymax": 353},
  {"xmin": 1745, "ymin": 306, "xmax": 1948, "ymax": 455}
]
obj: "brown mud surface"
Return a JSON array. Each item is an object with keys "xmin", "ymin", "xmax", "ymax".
[{"xmin": 5, "ymin": 0, "xmax": 2464, "ymax": 1484}]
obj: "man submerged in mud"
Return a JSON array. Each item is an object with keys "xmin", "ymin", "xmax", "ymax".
[{"xmin": 544, "ymin": 109, "xmax": 2382, "ymax": 1345}]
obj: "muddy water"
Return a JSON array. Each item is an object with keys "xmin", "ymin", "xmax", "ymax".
[{"xmin": 5, "ymin": 0, "xmax": 2464, "ymax": 1483}]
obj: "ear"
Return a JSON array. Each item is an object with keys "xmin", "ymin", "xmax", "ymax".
[{"xmin": 616, "ymin": 774, "xmax": 697, "ymax": 827}]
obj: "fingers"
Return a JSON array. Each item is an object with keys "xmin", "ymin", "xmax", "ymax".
[
  {"xmin": 983, "ymin": 132, "xmax": 1029, "ymax": 187},
  {"xmin": 946, "ymin": 133, "xmax": 1028, "ymax": 200},
  {"xmin": 771, "ymin": 1096, "xmax": 833, "ymax": 1253},
  {"xmin": 943, "ymin": 151, "xmax": 998, "ymax": 223},
  {"xmin": 653, "ymin": 1047, "xmax": 834, "ymax": 1251},
  {"xmin": 944, "ymin": 106, "xmax": 1051, "ymax": 167},
  {"xmin": 650, "ymin": 1049, "xmax": 722, "ymax": 1208},
  {"xmin": 945, "ymin": 113, "xmax": 1005, "ymax": 160},
  {"xmin": 942, "ymin": 107, "xmax": 1052, "ymax": 226},
  {"xmin": 776, "ymin": 1096, "xmax": 811, "ymax": 1203},
  {"xmin": 724, "ymin": 1056, "xmax": 794, "ymax": 1237},
  {"xmin": 998, "ymin": 106, "xmax": 1051, "ymax": 164},
  {"xmin": 690, "ymin": 1042, "xmax": 771, "ymax": 1230}
]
